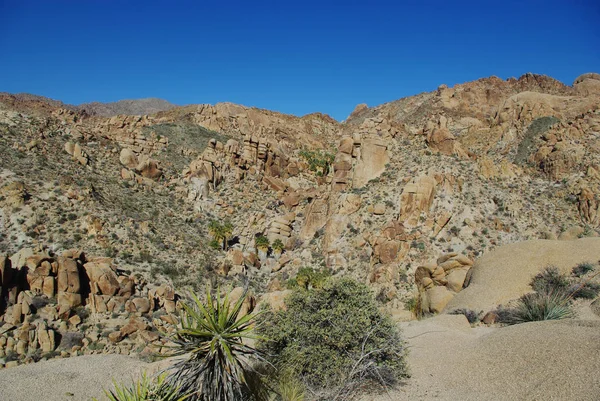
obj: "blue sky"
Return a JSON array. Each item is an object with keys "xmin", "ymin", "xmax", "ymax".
[{"xmin": 1, "ymin": 1, "xmax": 598, "ymax": 120}]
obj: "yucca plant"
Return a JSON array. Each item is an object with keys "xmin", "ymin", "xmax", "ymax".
[
  {"xmin": 97, "ymin": 372, "xmax": 188, "ymax": 401},
  {"xmin": 164, "ymin": 287, "xmax": 268, "ymax": 401},
  {"xmin": 500, "ymin": 291, "xmax": 575, "ymax": 325}
]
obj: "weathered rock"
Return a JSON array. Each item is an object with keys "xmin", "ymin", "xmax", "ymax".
[
  {"xmin": 119, "ymin": 148, "xmax": 138, "ymax": 168},
  {"xmin": 400, "ymin": 176, "xmax": 437, "ymax": 227},
  {"xmin": 84, "ymin": 262, "xmax": 120, "ymax": 296},
  {"xmin": 352, "ymin": 138, "xmax": 389, "ymax": 188},
  {"xmin": 136, "ymin": 158, "xmax": 162, "ymax": 179},
  {"xmin": 426, "ymin": 286, "xmax": 454, "ymax": 313}
]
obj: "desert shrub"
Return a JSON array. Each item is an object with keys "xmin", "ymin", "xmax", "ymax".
[
  {"xmin": 286, "ymin": 267, "xmax": 331, "ymax": 290},
  {"xmin": 298, "ymin": 149, "xmax": 335, "ymax": 175},
  {"xmin": 449, "ymin": 308, "xmax": 482, "ymax": 324},
  {"xmin": 163, "ymin": 287, "xmax": 268, "ymax": 401},
  {"xmin": 530, "ymin": 266, "xmax": 569, "ymax": 294},
  {"xmin": 567, "ymin": 282, "xmax": 600, "ymax": 300},
  {"xmin": 208, "ymin": 220, "xmax": 233, "ymax": 251},
  {"xmin": 572, "ymin": 262, "xmax": 595, "ymax": 277},
  {"xmin": 496, "ymin": 291, "xmax": 574, "ymax": 325},
  {"xmin": 255, "ymin": 235, "xmax": 270, "ymax": 250},
  {"xmin": 272, "ymin": 371, "xmax": 305, "ymax": 401},
  {"xmin": 97, "ymin": 372, "xmax": 186, "ymax": 401},
  {"xmin": 404, "ymin": 295, "xmax": 422, "ymax": 319},
  {"xmin": 258, "ymin": 277, "xmax": 408, "ymax": 399},
  {"xmin": 272, "ymin": 239, "xmax": 285, "ymax": 252}
]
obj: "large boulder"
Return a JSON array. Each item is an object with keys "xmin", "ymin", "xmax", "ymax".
[
  {"xmin": 84, "ymin": 262, "xmax": 120, "ymax": 296},
  {"xmin": 352, "ymin": 138, "xmax": 389, "ymax": 188},
  {"xmin": 119, "ymin": 148, "xmax": 138, "ymax": 168},
  {"xmin": 447, "ymin": 238, "xmax": 600, "ymax": 313}
]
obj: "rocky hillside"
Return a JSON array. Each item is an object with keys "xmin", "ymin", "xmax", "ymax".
[
  {"xmin": 0, "ymin": 72, "xmax": 599, "ymax": 368},
  {"xmin": 79, "ymin": 98, "xmax": 177, "ymax": 117}
]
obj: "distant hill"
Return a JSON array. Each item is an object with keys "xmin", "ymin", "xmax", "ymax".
[{"xmin": 78, "ymin": 97, "xmax": 177, "ymax": 116}]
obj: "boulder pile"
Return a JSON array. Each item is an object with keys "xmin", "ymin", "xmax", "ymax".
[{"xmin": 414, "ymin": 253, "xmax": 474, "ymax": 314}]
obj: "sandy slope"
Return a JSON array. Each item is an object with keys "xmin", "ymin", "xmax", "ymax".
[
  {"xmin": 448, "ymin": 238, "xmax": 600, "ymax": 313},
  {"xmin": 2, "ymin": 313, "xmax": 599, "ymax": 401},
  {"xmin": 364, "ymin": 314, "xmax": 600, "ymax": 401}
]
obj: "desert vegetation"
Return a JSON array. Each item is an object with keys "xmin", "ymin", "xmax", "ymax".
[
  {"xmin": 257, "ymin": 277, "xmax": 408, "ymax": 400},
  {"xmin": 495, "ymin": 264, "xmax": 599, "ymax": 325},
  {"xmin": 100, "ymin": 278, "xmax": 408, "ymax": 401}
]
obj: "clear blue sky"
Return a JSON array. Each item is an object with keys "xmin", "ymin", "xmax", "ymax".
[{"xmin": 1, "ymin": 1, "xmax": 598, "ymax": 120}]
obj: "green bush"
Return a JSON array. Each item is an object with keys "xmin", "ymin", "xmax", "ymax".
[
  {"xmin": 286, "ymin": 267, "xmax": 331, "ymax": 290},
  {"xmin": 568, "ymin": 282, "xmax": 600, "ymax": 300},
  {"xmin": 164, "ymin": 287, "xmax": 268, "ymax": 401},
  {"xmin": 298, "ymin": 149, "xmax": 335, "ymax": 175},
  {"xmin": 208, "ymin": 220, "xmax": 233, "ymax": 251},
  {"xmin": 258, "ymin": 277, "xmax": 408, "ymax": 398},
  {"xmin": 255, "ymin": 235, "xmax": 270, "ymax": 250},
  {"xmin": 272, "ymin": 239, "xmax": 285, "ymax": 252}
]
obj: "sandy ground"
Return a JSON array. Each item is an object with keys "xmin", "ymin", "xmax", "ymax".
[
  {"xmin": 362, "ymin": 313, "xmax": 600, "ymax": 401},
  {"xmin": 2, "ymin": 238, "xmax": 600, "ymax": 400},
  {"xmin": 2, "ymin": 313, "xmax": 599, "ymax": 401}
]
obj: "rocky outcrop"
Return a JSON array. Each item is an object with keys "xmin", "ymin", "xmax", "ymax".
[
  {"xmin": 186, "ymin": 136, "xmax": 292, "ymax": 200},
  {"xmin": 414, "ymin": 253, "xmax": 474, "ymax": 314},
  {"xmin": 300, "ymin": 198, "xmax": 329, "ymax": 240},
  {"xmin": 183, "ymin": 103, "xmax": 339, "ymax": 148},
  {"xmin": 578, "ymin": 187, "xmax": 600, "ymax": 228},
  {"xmin": 424, "ymin": 116, "xmax": 467, "ymax": 156},
  {"xmin": 64, "ymin": 142, "xmax": 89, "ymax": 166},
  {"xmin": 266, "ymin": 213, "xmax": 295, "ymax": 245},
  {"xmin": 332, "ymin": 134, "xmax": 389, "ymax": 190},
  {"xmin": 0, "ymin": 247, "xmax": 184, "ymax": 368},
  {"xmin": 399, "ymin": 176, "xmax": 437, "ymax": 228}
]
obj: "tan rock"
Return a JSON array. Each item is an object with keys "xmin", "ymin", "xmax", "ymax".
[
  {"xmin": 260, "ymin": 290, "xmax": 292, "ymax": 311},
  {"xmin": 373, "ymin": 203, "xmax": 386, "ymax": 215},
  {"xmin": 42, "ymin": 277, "xmax": 55, "ymax": 298},
  {"xmin": 131, "ymin": 297, "xmax": 151, "ymax": 314},
  {"xmin": 400, "ymin": 176, "xmax": 437, "ymax": 227},
  {"xmin": 57, "ymin": 292, "xmax": 82, "ymax": 308},
  {"xmin": 84, "ymin": 262, "xmax": 120, "ymax": 296},
  {"xmin": 446, "ymin": 267, "xmax": 471, "ymax": 292},
  {"xmin": 426, "ymin": 286, "xmax": 454, "ymax": 313},
  {"xmin": 119, "ymin": 148, "xmax": 138, "ymax": 168},
  {"xmin": 376, "ymin": 240, "xmax": 400, "ymax": 264},
  {"xmin": 352, "ymin": 138, "xmax": 389, "ymax": 188},
  {"xmin": 136, "ymin": 158, "xmax": 162, "ymax": 179},
  {"xmin": 108, "ymin": 331, "xmax": 123, "ymax": 343},
  {"xmin": 427, "ymin": 128, "xmax": 456, "ymax": 155},
  {"xmin": 56, "ymin": 257, "xmax": 81, "ymax": 294}
]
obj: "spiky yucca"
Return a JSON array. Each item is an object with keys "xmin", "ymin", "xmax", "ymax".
[
  {"xmin": 98, "ymin": 373, "xmax": 188, "ymax": 401},
  {"xmin": 501, "ymin": 291, "xmax": 575, "ymax": 325},
  {"xmin": 165, "ymin": 287, "xmax": 268, "ymax": 401}
]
